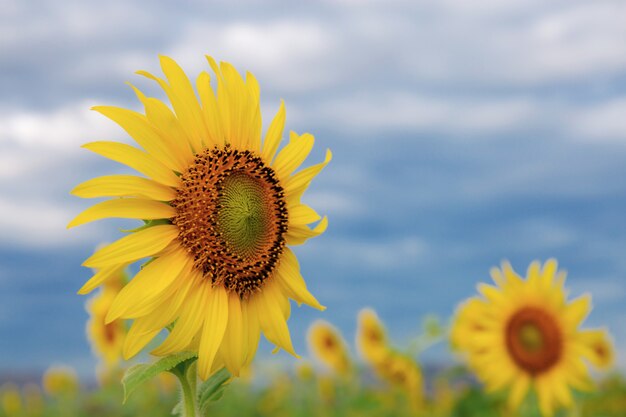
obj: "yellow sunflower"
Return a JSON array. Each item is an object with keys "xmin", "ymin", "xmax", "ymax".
[
  {"xmin": 374, "ymin": 351, "xmax": 423, "ymax": 410},
  {"xmin": 86, "ymin": 266, "xmax": 126, "ymax": 368},
  {"xmin": 452, "ymin": 259, "xmax": 613, "ymax": 417},
  {"xmin": 307, "ymin": 320, "xmax": 351, "ymax": 376},
  {"xmin": 69, "ymin": 55, "xmax": 331, "ymax": 379},
  {"xmin": 42, "ymin": 366, "xmax": 79, "ymax": 397},
  {"xmin": 356, "ymin": 308, "xmax": 388, "ymax": 366}
]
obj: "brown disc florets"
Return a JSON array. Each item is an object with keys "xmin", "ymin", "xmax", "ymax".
[
  {"xmin": 172, "ymin": 146, "xmax": 288, "ymax": 298},
  {"xmin": 505, "ymin": 306, "xmax": 563, "ymax": 375}
]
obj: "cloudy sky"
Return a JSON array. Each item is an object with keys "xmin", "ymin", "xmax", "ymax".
[{"xmin": 1, "ymin": 0, "xmax": 626, "ymax": 378}]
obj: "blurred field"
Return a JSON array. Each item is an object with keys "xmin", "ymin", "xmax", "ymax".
[{"xmin": 2, "ymin": 365, "xmax": 626, "ymax": 417}]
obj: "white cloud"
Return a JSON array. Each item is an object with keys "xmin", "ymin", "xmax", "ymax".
[
  {"xmin": 307, "ymin": 236, "xmax": 429, "ymax": 269},
  {"xmin": 571, "ymin": 99, "xmax": 626, "ymax": 141},
  {"xmin": 0, "ymin": 197, "xmax": 99, "ymax": 248},
  {"xmin": 0, "ymin": 102, "xmax": 119, "ymax": 149},
  {"xmin": 295, "ymin": 92, "xmax": 541, "ymax": 135},
  {"xmin": 168, "ymin": 20, "xmax": 337, "ymax": 93}
]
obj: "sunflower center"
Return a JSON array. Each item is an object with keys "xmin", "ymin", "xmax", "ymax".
[
  {"xmin": 172, "ymin": 146, "xmax": 288, "ymax": 298},
  {"xmin": 505, "ymin": 307, "xmax": 562, "ymax": 375}
]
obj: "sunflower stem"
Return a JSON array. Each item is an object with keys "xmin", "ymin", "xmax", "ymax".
[{"xmin": 172, "ymin": 363, "xmax": 198, "ymax": 417}]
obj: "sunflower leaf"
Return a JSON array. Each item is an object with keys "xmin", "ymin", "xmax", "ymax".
[
  {"xmin": 197, "ymin": 367, "xmax": 231, "ymax": 413},
  {"xmin": 121, "ymin": 351, "xmax": 197, "ymax": 403}
]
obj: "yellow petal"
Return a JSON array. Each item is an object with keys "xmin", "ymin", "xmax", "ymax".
[
  {"xmin": 275, "ymin": 248, "xmax": 324, "ymax": 310},
  {"xmin": 219, "ymin": 61, "xmax": 251, "ymax": 150},
  {"xmin": 152, "ymin": 279, "xmax": 209, "ymax": 356},
  {"xmin": 261, "ymin": 100, "xmax": 286, "ymax": 164},
  {"xmin": 245, "ymin": 71, "xmax": 262, "ymax": 152},
  {"xmin": 159, "ymin": 56, "xmax": 208, "ymax": 151},
  {"xmin": 197, "ymin": 285, "xmax": 229, "ymax": 380},
  {"xmin": 196, "ymin": 71, "xmax": 224, "ymax": 148},
  {"xmin": 273, "ymin": 131, "xmax": 314, "ymax": 181},
  {"xmin": 564, "ymin": 295, "xmax": 592, "ymax": 328},
  {"xmin": 507, "ymin": 374, "xmax": 529, "ymax": 410},
  {"xmin": 536, "ymin": 377, "xmax": 556, "ymax": 417},
  {"xmin": 68, "ymin": 198, "xmax": 175, "ymax": 228},
  {"xmin": 92, "ymin": 106, "xmax": 185, "ymax": 172},
  {"xmin": 82, "ymin": 141, "xmax": 181, "ymax": 187},
  {"xmin": 252, "ymin": 283, "xmax": 298, "ymax": 357},
  {"xmin": 242, "ymin": 300, "xmax": 261, "ymax": 366},
  {"xmin": 127, "ymin": 83, "xmax": 196, "ymax": 165},
  {"xmin": 219, "ymin": 293, "xmax": 246, "ymax": 376},
  {"xmin": 288, "ymin": 204, "xmax": 321, "ymax": 226},
  {"xmin": 77, "ymin": 264, "xmax": 128, "ymax": 295},
  {"xmin": 285, "ymin": 216, "xmax": 328, "ymax": 246},
  {"xmin": 122, "ymin": 274, "xmax": 197, "ymax": 359},
  {"xmin": 82, "ymin": 224, "xmax": 179, "ymax": 268},
  {"xmin": 105, "ymin": 248, "xmax": 192, "ymax": 322},
  {"xmin": 283, "ymin": 149, "xmax": 332, "ymax": 201},
  {"xmin": 71, "ymin": 175, "xmax": 176, "ymax": 201}
]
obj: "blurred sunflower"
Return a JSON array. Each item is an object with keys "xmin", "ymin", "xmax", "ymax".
[
  {"xmin": 452, "ymin": 259, "xmax": 614, "ymax": 417},
  {"xmin": 42, "ymin": 366, "xmax": 79, "ymax": 397},
  {"xmin": 308, "ymin": 320, "xmax": 351, "ymax": 376},
  {"xmin": 69, "ymin": 55, "xmax": 331, "ymax": 379},
  {"xmin": 356, "ymin": 308, "xmax": 388, "ymax": 365},
  {"xmin": 86, "ymin": 266, "xmax": 126, "ymax": 369},
  {"xmin": 375, "ymin": 351, "xmax": 423, "ymax": 410},
  {"xmin": 580, "ymin": 329, "xmax": 614, "ymax": 370}
]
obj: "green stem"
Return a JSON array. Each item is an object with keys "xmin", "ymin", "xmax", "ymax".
[{"xmin": 173, "ymin": 365, "xmax": 198, "ymax": 417}]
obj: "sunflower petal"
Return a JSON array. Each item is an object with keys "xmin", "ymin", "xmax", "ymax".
[
  {"xmin": 275, "ymin": 248, "xmax": 324, "ymax": 310},
  {"xmin": 152, "ymin": 279, "xmax": 209, "ymax": 356},
  {"xmin": 288, "ymin": 204, "xmax": 321, "ymax": 226},
  {"xmin": 77, "ymin": 264, "xmax": 128, "ymax": 295},
  {"xmin": 564, "ymin": 295, "xmax": 592, "ymax": 328},
  {"xmin": 198, "ymin": 285, "xmax": 229, "ymax": 380},
  {"xmin": 273, "ymin": 132, "xmax": 314, "ymax": 181},
  {"xmin": 82, "ymin": 141, "xmax": 180, "ymax": 187},
  {"xmin": 261, "ymin": 100, "xmax": 286, "ymax": 164},
  {"xmin": 285, "ymin": 216, "xmax": 328, "ymax": 246},
  {"xmin": 242, "ymin": 300, "xmax": 261, "ymax": 366},
  {"xmin": 68, "ymin": 198, "xmax": 175, "ymax": 228},
  {"xmin": 219, "ymin": 293, "xmax": 246, "ymax": 376},
  {"xmin": 105, "ymin": 249, "xmax": 192, "ymax": 322},
  {"xmin": 82, "ymin": 224, "xmax": 179, "ymax": 268},
  {"xmin": 283, "ymin": 149, "xmax": 332, "ymax": 199},
  {"xmin": 92, "ymin": 106, "xmax": 185, "ymax": 172},
  {"xmin": 71, "ymin": 175, "xmax": 176, "ymax": 201},
  {"xmin": 253, "ymin": 283, "xmax": 298, "ymax": 357},
  {"xmin": 196, "ymin": 71, "xmax": 224, "ymax": 147}
]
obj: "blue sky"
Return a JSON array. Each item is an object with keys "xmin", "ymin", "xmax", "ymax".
[{"xmin": 1, "ymin": 0, "xmax": 626, "ymax": 378}]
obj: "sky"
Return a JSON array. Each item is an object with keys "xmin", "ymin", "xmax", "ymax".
[{"xmin": 1, "ymin": 0, "xmax": 626, "ymax": 379}]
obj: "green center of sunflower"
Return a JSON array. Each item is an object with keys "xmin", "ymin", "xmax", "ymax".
[
  {"xmin": 505, "ymin": 306, "xmax": 562, "ymax": 375},
  {"xmin": 172, "ymin": 146, "xmax": 288, "ymax": 298},
  {"xmin": 216, "ymin": 172, "xmax": 274, "ymax": 260}
]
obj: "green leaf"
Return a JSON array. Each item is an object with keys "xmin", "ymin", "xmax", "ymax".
[
  {"xmin": 197, "ymin": 367, "xmax": 231, "ymax": 414},
  {"xmin": 121, "ymin": 351, "xmax": 197, "ymax": 403}
]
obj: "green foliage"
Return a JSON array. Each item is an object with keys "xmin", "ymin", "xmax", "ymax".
[
  {"xmin": 121, "ymin": 351, "xmax": 197, "ymax": 403},
  {"xmin": 197, "ymin": 368, "xmax": 231, "ymax": 415}
]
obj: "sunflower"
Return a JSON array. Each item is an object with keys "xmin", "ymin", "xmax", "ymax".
[
  {"xmin": 69, "ymin": 55, "xmax": 331, "ymax": 379},
  {"xmin": 307, "ymin": 320, "xmax": 351, "ymax": 376},
  {"xmin": 356, "ymin": 308, "xmax": 388, "ymax": 366},
  {"xmin": 375, "ymin": 351, "xmax": 423, "ymax": 409},
  {"xmin": 42, "ymin": 366, "xmax": 79, "ymax": 397},
  {"xmin": 86, "ymin": 266, "xmax": 126, "ymax": 369},
  {"xmin": 452, "ymin": 259, "xmax": 613, "ymax": 417}
]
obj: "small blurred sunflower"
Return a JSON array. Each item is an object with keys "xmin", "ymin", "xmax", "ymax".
[
  {"xmin": 69, "ymin": 55, "xmax": 331, "ymax": 379},
  {"xmin": 42, "ymin": 365, "xmax": 79, "ymax": 397},
  {"xmin": 86, "ymin": 266, "xmax": 126, "ymax": 369},
  {"xmin": 356, "ymin": 308, "xmax": 388, "ymax": 366},
  {"xmin": 452, "ymin": 259, "xmax": 615, "ymax": 417},
  {"xmin": 308, "ymin": 320, "xmax": 351, "ymax": 376}
]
